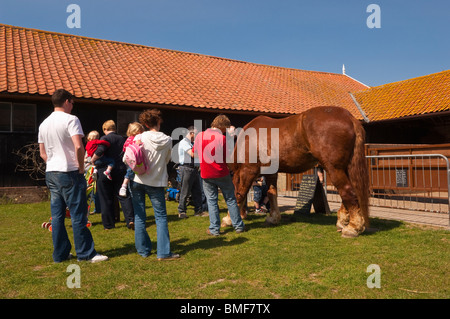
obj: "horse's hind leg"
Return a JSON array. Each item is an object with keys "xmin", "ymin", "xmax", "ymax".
[
  {"xmin": 264, "ymin": 174, "xmax": 281, "ymax": 225},
  {"xmin": 326, "ymin": 168, "xmax": 365, "ymax": 237}
]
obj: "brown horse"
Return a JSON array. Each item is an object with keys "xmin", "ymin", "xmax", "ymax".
[{"xmin": 222, "ymin": 106, "xmax": 370, "ymax": 238}]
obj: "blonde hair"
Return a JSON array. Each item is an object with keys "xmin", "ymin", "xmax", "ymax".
[
  {"xmin": 211, "ymin": 114, "xmax": 231, "ymax": 130},
  {"xmin": 87, "ymin": 130, "xmax": 100, "ymax": 141},
  {"xmin": 102, "ymin": 120, "xmax": 116, "ymax": 132},
  {"xmin": 127, "ymin": 122, "xmax": 145, "ymax": 137}
]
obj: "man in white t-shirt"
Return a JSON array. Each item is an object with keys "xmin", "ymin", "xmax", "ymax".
[{"xmin": 39, "ymin": 89, "xmax": 108, "ymax": 263}]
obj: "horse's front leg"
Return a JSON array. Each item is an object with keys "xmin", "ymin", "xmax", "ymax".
[
  {"xmin": 220, "ymin": 195, "xmax": 247, "ymax": 228},
  {"xmin": 264, "ymin": 174, "xmax": 281, "ymax": 225},
  {"xmin": 221, "ymin": 169, "xmax": 255, "ymax": 227}
]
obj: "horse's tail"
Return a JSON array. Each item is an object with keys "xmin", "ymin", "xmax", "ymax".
[{"xmin": 348, "ymin": 118, "xmax": 370, "ymax": 227}]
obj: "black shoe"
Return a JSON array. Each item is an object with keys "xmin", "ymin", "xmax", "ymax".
[
  {"xmin": 194, "ymin": 211, "xmax": 209, "ymax": 217},
  {"xmin": 157, "ymin": 253, "xmax": 180, "ymax": 261},
  {"xmin": 206, "ymin": 229, "xmax": 220, "ymax": 236},
  {"xmin": 235, "ymin": 226, "xmax": 248, "ymax": 234},
  {"xmin": 178, "ymin": 213, "xmax": 188, "ymax": 219}
]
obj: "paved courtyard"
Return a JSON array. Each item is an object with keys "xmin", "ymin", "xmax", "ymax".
[{"xmin": 277, "ymin": 195, "xmax": 449, "ymax": 229}]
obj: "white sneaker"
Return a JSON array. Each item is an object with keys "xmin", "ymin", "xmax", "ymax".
[
  {"xmin": 90, "ymin": 254, "xmax": 108, "ymax": 263},
  {"xmin": 119, "ymin": 186, "xmax": 127, "ymax": 197},
  {"xmin": 255, "ymin": 209, "xmax": 265, "ymax": 215},
  {"xmin": 79, "ymin": 254, "xmax": 108, "ymax": 263}
]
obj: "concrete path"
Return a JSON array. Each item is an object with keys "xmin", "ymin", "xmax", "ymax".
[{"xmin": 276, "ymin": 196, "xmax": 450, "ymax": 229}]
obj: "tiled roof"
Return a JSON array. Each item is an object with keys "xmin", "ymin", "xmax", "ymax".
[
  {"xmin": 0, "ymin": 24, "xmax": 368, "ymax": 117},
  {"xmin": 353, "ymin": 70, "xmax": 450, "ymax": 121}
]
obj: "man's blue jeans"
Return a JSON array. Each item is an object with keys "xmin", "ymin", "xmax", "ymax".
[
  {"xmin": 130, "ymin": 181, "xmax": 172, "ymax": 258},
  {"xmin": 45, "ymin": 171, "xmax": 96, "ymax": 262},
  {"xmin": 202, "ymin": 174, "xmax": 245, "ymax": 235}
]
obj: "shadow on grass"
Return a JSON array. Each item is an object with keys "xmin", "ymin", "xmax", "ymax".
[
  {"xmin": 102, "ymin": 243, "xmax": 137, "ymax": 258},
  {"xmin": 171, "ymin": 236, "xmax": 249, "ymax": 255},
  {"xmin": 101, "ymin": 236, "xmax": 249, "ymax": 259},
  {"xmin": 96, "ymin": 212, "xmax": 403, "ymax": 259},
  {"xmin": 242, "ymin": 210, "xmax": 403, "ymax": 236}
]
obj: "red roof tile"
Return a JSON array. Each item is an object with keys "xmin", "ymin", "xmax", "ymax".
[
  {"xmin": 0, "ymin": 24, "xmax": 368, "ymax": 117},
  {"xmin": 353, "ymin": 70, "xmax": 450, "ymax": 121}
]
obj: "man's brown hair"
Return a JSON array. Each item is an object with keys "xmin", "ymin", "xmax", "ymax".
[
  {"xmin": 51, "ymin": 89, "xmax": 74, "ymax": 107},
  {"xmin": 211, "ymin": 114, "xmax": 231, "ymax": 130}
]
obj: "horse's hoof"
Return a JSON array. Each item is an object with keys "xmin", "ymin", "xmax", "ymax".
[
  {"xmin": 265, "ymin": 217, "xmax": 280, "ymax": 225},
  {"xmin": 221, "ymin": 217, "xmax": 232, "ymax": 228},
  {"xmin": 336, "ymin": 220, "xmax": 348, "ymax": 231},
  {"xmin": 263, "ymin": 220, "xmax": 275, "ymax": 227},
  {"xmin": 341, "ymin": 227, "xmax": 360, "ymax": 238}
]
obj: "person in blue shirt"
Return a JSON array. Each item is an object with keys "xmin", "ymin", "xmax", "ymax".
[{"xmin": 177, "ymin": 126, "xmax": 205, "ymax": 218}]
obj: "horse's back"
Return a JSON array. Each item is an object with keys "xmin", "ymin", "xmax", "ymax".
[{"xmin": 235, "ymin": 106, "xmax": 360, "ymax": 172}]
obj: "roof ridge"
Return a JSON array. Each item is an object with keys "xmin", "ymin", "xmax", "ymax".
[
  {"xmin": 0, "ymin": 23, "xmax": 352, "ymax": 78},
  {"xmin": 344, "ymin": 74, "xmax": 370, "ymax": 88},
  {"xmin": 353, "ymin": 69, "xmax": 450, "ymax": 94}
]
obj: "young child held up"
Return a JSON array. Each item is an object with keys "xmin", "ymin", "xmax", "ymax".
[{"xmin": 85, "ymin": 130, "xmax": 114, "ymax": 180}]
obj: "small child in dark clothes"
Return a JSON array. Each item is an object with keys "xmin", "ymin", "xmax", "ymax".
[
  {"xmin": 85, "ymin": 130, "xmax": 114, "ymax": 180},
  {"xmin": 253, "ymin": 176, "xmax": 270, "ymax": 214}
]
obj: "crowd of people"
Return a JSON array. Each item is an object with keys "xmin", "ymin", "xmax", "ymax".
[{"xmin": 39, "ymin": 89, "xmax": 267, "ymax": 263}]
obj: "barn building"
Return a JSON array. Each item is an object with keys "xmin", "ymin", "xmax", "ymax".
[
  {"xmin": 0, "ymin": 24, "xmax": 448, "ymax": 205},
  {"xmin": 0, "ymin": 24, "xmax": 367, "ymax": 188}
]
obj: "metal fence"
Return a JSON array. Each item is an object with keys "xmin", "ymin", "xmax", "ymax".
[
  {"xmin": 323, "ymin": 154, "xmax": 450, "ymax": 215},
  {"xmin": 365, "ymin": 154, "xmax": 450, "ymax": 214},
  {"xmin": 278, "ymin": 154, "xmax": 450, "ymax": 218}
]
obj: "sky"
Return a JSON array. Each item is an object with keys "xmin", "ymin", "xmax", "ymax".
[{"xmin": 0, "ymin": 0, "xmax": 449, "ymax": 87}]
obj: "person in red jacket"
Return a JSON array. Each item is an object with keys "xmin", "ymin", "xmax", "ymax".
[{"xmin": 85, "ymin": 130, "xmax": 114, "ymax": 180}]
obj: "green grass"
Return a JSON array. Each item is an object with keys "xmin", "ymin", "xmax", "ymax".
[{"xmin": 0, "ymin": 197, "xmax": 449, "ymax": 299}]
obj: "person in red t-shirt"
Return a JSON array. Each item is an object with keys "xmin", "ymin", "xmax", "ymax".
[
  {"xmin": 84, "ymin": 130, "xmax": 114, "ymax": 180},
  {"xmin": 193, "ymin": 114, "xmax": 245, "ymax": 236}
]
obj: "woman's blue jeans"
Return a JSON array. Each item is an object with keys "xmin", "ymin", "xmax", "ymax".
[
  {"xmin": 202, "ymin": 174, "xmax": 245, "ymax": 235},
  {"xmin": 45, "ymin": 171, "xmax": 97, "ymax": 262},
  {"xmin": 130, "ymin": 181, "xmax": 172, "ymax": 258}
]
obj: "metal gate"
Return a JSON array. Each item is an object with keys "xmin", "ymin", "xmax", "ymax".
[
  {"xmin": 280, "ymin": 154, "xmax": 450, "ymax": 226},
  {"xmin": 365, "ymin": 154, "xmax": 450, "ymax": 214}
]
